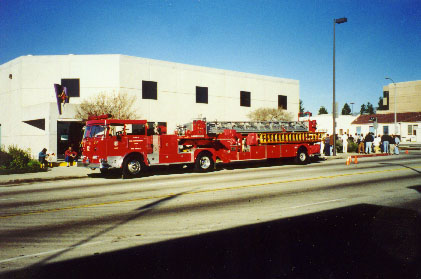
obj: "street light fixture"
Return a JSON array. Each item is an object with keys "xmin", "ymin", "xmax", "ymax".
[
  {"xmin": 385, "ymin": 77, "xmax": 397, "ymax": 134},
  {"xmin": 350, "ymin": 102, "xmax": 354, "ymax": 115},
  {"xmin": 333, "ymin": 17, "xmax": 347, "ymax": 156}
]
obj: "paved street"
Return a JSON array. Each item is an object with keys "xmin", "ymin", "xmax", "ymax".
[{"xmin": 1, "ymin": 153, "xmax": 421, "ymax": 278}]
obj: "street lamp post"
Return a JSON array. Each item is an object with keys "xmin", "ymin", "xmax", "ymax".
[
  {"xmin": 333, "ymin": 17, "xmax": 347, "ymax": 156},
  {"xmin": 385, "ymin": 77, "xmax": 397, "ymax": 134},
  {"xmin": 350, "ymin": 102, "xmax": 354, "ymax": 115}
]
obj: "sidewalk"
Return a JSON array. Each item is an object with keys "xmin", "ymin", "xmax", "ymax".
[
  {"xmin": 321, "ymin": 152, "xmax": 392, "ymax": 160},
  {"xmin": 0, "ymin": 165, "xmax": 95, "ymax": 186}
]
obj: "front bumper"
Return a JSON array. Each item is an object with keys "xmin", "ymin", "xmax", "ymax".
[{"xmin": 77, "ymin": 161, "xmax": 101, "ymax": 169}]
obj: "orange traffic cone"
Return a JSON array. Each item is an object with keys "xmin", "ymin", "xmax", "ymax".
[
  {"xmin": 405, "ymin": 150, "xmax": 409, "ymax": 154},
  {"xmin": 354, "ymin": 156, "xmax": 358, "ymax": 164},
  {"xmin": 346, "ymin": 156, "xmax": 350, "ymax": 165}
]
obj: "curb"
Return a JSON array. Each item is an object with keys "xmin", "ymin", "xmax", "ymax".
[{"xmin": 0, "ymin": 175, "xmax": 88, "ymax": 186}]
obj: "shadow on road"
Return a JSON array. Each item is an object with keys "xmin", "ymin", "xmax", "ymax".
[
  {"xmin": 3, "ymin": 204, "xmax": 420, "ymax": 279},
  {"xmin": 28, "ymin": 190, "xmax": 187, "ymax": 269},
  {"xmin": 87, "ymin": 157, "xmax": 323, "ymax": 179}
]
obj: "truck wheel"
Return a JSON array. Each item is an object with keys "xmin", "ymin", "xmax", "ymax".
[
  {"xmin": 295, "ymin": 148, "xmax": 309, "ymax": 165},
  {"xmin": 122, "ymin": 155, "xmax": 143, "ymax": 178},
  {"xmin": 195, "ymin": 153, "xmax": 214, "ymax": 172}
]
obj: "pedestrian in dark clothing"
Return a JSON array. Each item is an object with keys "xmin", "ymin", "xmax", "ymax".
[
  {"xmin": 324, "ymin": 134, "xmax": 330, "ymax": 156},
  {"xmin": 365, "ymin": 133, "xmax": 374, "ymax": 154}
]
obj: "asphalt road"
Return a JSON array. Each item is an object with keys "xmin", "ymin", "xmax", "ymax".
[{"xmin": 1, "ymin": 153, "xmax": 421, "ymax": 278}]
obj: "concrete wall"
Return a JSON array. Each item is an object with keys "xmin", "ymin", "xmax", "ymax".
[{"xmin": 0, "ymin": 54, "xmax": 299, "ymax": 158}]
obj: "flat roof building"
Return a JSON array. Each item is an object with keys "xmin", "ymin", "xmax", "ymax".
[{"xmin": 0, "ymin": 54, "xmax": 299, "ymax": 159}]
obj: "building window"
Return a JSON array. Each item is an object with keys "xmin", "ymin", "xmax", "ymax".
[
  {"xmin": 196, "ymin": 86, "xmax": 208, "ymax": 104},
  {"xmin": 382, "ymin": 91, "xmax": 389, "ymax": 110},
  {"xmin": 369, "ymin": 126, "xmax": 374, "ymax": 134},
  {"xmin": 383, "ymin": 126, "xmax": 389, "ymax": 135},
  {"xmin": 408, "ymin": 124, "xmax": 418, "ymax": 136},
  {"xmin": 142, "ymin": 81, "xmax": 158, "ymax": 100},
  {"xmin": 240, "ymin": 91, "xmax": 251, "ymax": 107},
  {"xmin": 61, "ymin": 79, "xmax": 80, "ymax": 97},
  {"xmin": 356, "ymin": 126, "xmax": 361, "ymax": 135},
  {"xmin": 278, "ymin": 95, "xmax": 287, "ymax": 109}
]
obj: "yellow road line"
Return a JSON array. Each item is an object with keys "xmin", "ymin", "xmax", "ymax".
[{"xmin": 1, "ymin": 166, "xmax": 420, "ymax": 219}]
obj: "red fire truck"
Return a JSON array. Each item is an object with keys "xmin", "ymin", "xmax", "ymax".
[{"xmin": 79, "ymin": 115, "xmax": 323, "ymax": 177}]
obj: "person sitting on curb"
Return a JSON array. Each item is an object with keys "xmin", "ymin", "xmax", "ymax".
[
  {"xmin": 38, "ymin": 148, "xmax": 48, "ymax": 168},
  {"xmin": 65, "ymin": 147, "xmax": 77, "ymax": 167},
  {"xmin": 373, "ymin": 135, "xmax": 381, "ymax": 153}
]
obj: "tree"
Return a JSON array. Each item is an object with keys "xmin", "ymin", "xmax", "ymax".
[
  {"xmin": 318, "ymin": 106, "xmax": 328, "ymax": 115},
  {"xmin": 360, "ymin": 104, "xmax": 367, "ymax": 114},
  {"xmin": 366, "ymin": 102, "xmax": 375, "ymax": 114},
  {"xmin": 341, "ymin": 103, "xmax": 351, "ymax": 115},
  {"xmin": 377, "ymin": 97, "xmax": 385, "ymax": 111},
  {"xmin": 247, "ymin": 107, "xmax": 293, "ymax": 121},
  {"xmin": 75, "ymin": 91, "xmax": 138, "ymax": 120},
  {"xmin": 299, "ymin": 99, "xmax": 305, "ymax": 114}
]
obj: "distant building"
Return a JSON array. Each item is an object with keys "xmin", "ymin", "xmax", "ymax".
[
  {"xmin": 350, "ymin": 80, "xmax": 421, "ymax": 142},
  {"xmin": 299, "ymin": 114, "xmax": 358, "ymax": 136},
  {"xmin": 351, "ymin": 112, "xmax": 421, "ymax": 142},
  {"xmin": 379, "ymin": 80, "xmax": 421, "ymax": 114},
  {"xmin": 0, "ymin": 54, "xmax": 299, "ymax": 159}
]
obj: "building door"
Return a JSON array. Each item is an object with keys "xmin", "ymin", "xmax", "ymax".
[{"xmin": 57, "ymin": 121, "xmax": 84, "ymax": 159}]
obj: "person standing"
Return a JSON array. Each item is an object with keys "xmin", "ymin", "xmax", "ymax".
[
  {"xmin": 394, "ymin": 135, "xmax": 400, "ymax": 155},
  {"xmin": 341, "ymin": 132, "xmax": 349, "ymax": 153},
  {"xmin": 358, "ymin": 134, "xmax": 364, "ymax": 154},
  {"xmin": 65, "ymin": 146, "xmax": 77, "ymax": 167},
  {"xmin": 324, "ymin": 134, "xmax": 330, "ymax": 156},
  {"xmin": 381, "ymin": 134, "xmax": 390, "ymax": 154},
  {"xmin": 365, "ymin": 133, "xmax": 374, "ymax": 154}
]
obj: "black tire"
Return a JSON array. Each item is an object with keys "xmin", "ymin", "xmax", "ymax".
[
  {"xmin": 295, "ymin": 148, "xmax": 309, "ymax": 165},
  {"xmin": 195, "ymin": 153, "xmax": 215, "ymax": 172},
  {"xmin": 122, "ymin": 155, "xmax": 143, "ymax": 178}
]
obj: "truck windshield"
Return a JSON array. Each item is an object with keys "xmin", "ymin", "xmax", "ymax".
[{"xmin": 83, "ymin": 125, "xmax": 106, "ymax": 138}]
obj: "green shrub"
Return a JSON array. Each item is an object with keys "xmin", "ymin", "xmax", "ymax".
[
  {"xmin": 27, "ymin": 159, "xmax": 42, "ymax": 171},
  {"xmin": 335, "ymin": 140, "xmax": 342, "ymax": 153},
  {"xmin": 0, "ymin": 150, "xmax": 13, "ymax": 168},
  {"xmin": 7, "ymin": 145, "xmax": 31, "ymax": 170},
  {"xmin": 348, "ymin": 141, "xmax": 358, "ymax": 153}
]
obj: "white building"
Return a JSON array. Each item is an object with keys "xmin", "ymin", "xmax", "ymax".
[
  {"xmin": 0, "ymin": 54, "xmax": 299, "ymax": 159},
  {"xmin": 300, "ymin": 114, "xmax": 358, "ymax": 136}
]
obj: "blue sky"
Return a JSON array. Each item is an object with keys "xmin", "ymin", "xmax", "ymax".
[{"xmin": 1, "ymin": 0, "xmax": 420, "ymax": 114}]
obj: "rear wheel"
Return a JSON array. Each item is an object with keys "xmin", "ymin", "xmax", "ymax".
[
  {"xmin": 295, "ymin": 148, "xmax": 309, "ymax": 165},
  {"xmin": 195, "ymin": 153, "xmax": 215, "ymax": 172},
  {"xmin": 122, "ymin": 155, "xmax": 143, "ymax": 178}
]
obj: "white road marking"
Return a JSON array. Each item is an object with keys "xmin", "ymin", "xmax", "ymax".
[
  {"xmin": 288, "ymin": 198, "xmax": 347, "ymax": 209},
  {"xmin": 0, "ymin": 241, "xmax": 104, "ymax": 264}
]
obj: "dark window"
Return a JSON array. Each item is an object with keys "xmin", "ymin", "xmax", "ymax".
[
  {"xmin": 142, "ymin": 81, "xmax": 158, "ymax": 100},
  {"xmin": 240, "ymin": 91, "xmax": 251, "ymax": 107},
  {"xmin": 196, "ymin": 86, "xmax": 208, "ymax": 104},
  {"xmin": 147, "ymin": 122, "xmax": 167, "ymax": 136},
  {"xmin": 278, "ymin": 95, "xmax": 287, "ymax": 109},
  {"xmin": 61, "ymin": 79, "xmax": 80, "ymax": 97},
  {"xmin": 383, "ymin": 91, "xmax": 389, "ymax": 110}
]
